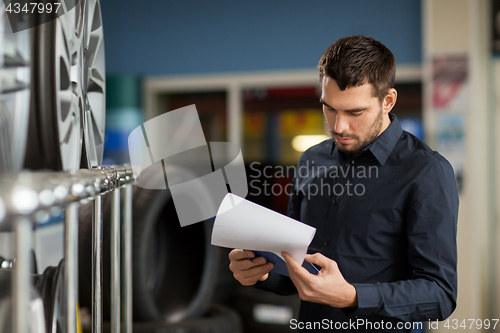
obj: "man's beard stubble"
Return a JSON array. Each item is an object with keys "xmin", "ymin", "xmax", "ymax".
[{"xmin": 331, "ymin": 108, "xmax": 384, "ymax": 155}]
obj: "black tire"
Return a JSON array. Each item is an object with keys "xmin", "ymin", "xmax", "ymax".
[
  {"xmin": 79, "ymin": 171, "xmax": 220, "ymax": 322},
  {"xmin": 0, "ymin": 296, "xmax": 12, "ymax": 333},
  {"xmin": 0, "ymin": 269, "xmax": 13, "ymax": 333},
  {"xmin": 0, "ymin": 269, "xmax": 48, "ymax": 333},
  {"xmin": 82, "ymin": 304, "xmax": 243, "ymax": 333},
  {"xmin": 36, "ymin": 259, "xmax": 66, "ymax": 333},
  {"xmin": 36, "ymin": 264, "xmax": 58, "ymax": 333}
]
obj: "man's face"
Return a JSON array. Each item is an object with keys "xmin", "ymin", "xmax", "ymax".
[{"xmin": 320, "ymin": 76, "xmax": 392, "ymax": 155}]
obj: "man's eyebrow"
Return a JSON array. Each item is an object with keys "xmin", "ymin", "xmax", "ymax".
[
  {"xmin": 319, "ymin": 98, "xmax": 368, "ymax": 113},
  {"xmin": 319, "ymin": 98, "xmax": 334, "ymax": 109}
]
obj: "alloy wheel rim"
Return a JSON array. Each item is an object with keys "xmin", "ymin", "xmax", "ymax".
[
  {"xmin": 54, "ymin": 4, "xmax": 84, "ymax": 171},
  {"xmin": 33, "ymin": 0, "xmax": 105, "ymax": 171},
  {"xmin": 0, "ymin": 8, "xmax": 31, "ymax": 173}
]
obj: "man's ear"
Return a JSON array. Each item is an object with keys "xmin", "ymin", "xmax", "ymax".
[{"xmin": 383, "ymin": 88, "xmax": 397, "ymax": 114}]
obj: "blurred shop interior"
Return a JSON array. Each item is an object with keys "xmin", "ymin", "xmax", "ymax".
[{"xmin": 99, "ymin": 0, "xmax": 500, "ymax": 332}]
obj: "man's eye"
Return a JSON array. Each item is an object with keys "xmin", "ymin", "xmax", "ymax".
[{"xmin": 350, "ymin": 112, "xmax": 363, "ymax": 116}]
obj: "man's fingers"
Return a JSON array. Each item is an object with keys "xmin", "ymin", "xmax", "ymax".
[
  {"xmin": 234, "ymin": 262, "xmax": 274, "ymax": 284},
  {"xmin": 305, "ymin": 253, "xmax": 336, "ymax": 271},
  {"xmin": 229, "ymin": 249, "xmax": 255, "ymax": 261},
  {"xmin": 282, "ymin": 252, "xmax": 312, "ymax": 280},
  {"xmin": 230, "ymin": 255, "xmax": 268, "ymax": 272},
  {"xmin": 246, "ymin": 262, "xmax": 274, "ymax": 279},
  {"xmin": 282, "ymin": 252, "xmax": 298, "ymax": 266},
  {"xmin": 228, "ymin": 249, "xmax": 274, "ymax": 286},
  {"xmin": 282, "ymin": 252, "xmax": 302, "ymax": 274}
]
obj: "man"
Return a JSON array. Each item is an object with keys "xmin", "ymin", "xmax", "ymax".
[{"xmin": 229, "ymin": 36, "xmax": 458, "ymax": 332}]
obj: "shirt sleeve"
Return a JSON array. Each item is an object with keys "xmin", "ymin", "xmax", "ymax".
[
  {"xmin": 254, "ymin": 271, "xmax": 297, "ymax": 295},
  {"xmin": 348, "ymin": 159, "xmax": 459, "ymax": 322}
]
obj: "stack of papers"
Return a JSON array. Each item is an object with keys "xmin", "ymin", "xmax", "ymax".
[{"xmin": 211, "ymin": 193, "xmax": 317, "ymax": 276}]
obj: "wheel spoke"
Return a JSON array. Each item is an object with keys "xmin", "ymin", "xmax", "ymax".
[
  {"xmin": 60, "ymin": 117, "xmax": 80, "ymax": 168},
  {"xmin": 90, "ymin": 1, "xmax": 102, "ymax": 32},
  {"xmin": 60, "ymin": 0, "xmax": 68, "ymax": 14},
  {"xmin": 88, "ymin": 69, "xmax": 104, "ymax": 93},
  {"xmin": 81, "ymin": 0, "xmax": 105, "ymax": 167},
  {"xmin": 61, "ymin": 119, "xmax": 74, "ymax": 144},
  {"xmin": 59, "ymin": 57, "xmax": 71, "ymax": 91},
  {"xmin": 86, "ymin": 27, "xmax": 103, "ymax": 69},
  {"xmin": 59, "ymin": 90, "xmax": 74, "ymax": 123},
  {"xmin": 0, "ymin": 80, "xmax": 29, "ymax": 94},
  {"xmin": 83, "ymin": 109, "xmax": 97, "ymax": 165},
  {"xmin": 90, "ymin": 108, "xmax": 104, "ymax": 145},
  {"xmin": 3, "ymin": 52, "xmax": 29, "ymax": 68},
  {"xmin": 60, "ymin": 26, "xmax": 71, "ymax": 61}
]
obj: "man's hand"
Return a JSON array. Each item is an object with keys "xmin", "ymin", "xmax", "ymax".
[
  {"xmin": 282, "ymin": 252, "xmax": 358, "ymax": 309},
  {"xmin": 228, "ymin": 249, "xmax": 274, "ymax": 286}
]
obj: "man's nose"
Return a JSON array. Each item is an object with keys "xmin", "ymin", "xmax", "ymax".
[{"xmin": 334, "ymin": 113, "xmax": 349, "ymax": 134}]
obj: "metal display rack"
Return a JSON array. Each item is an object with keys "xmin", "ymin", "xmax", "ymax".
[{"xmin": 0, "ymin": 164, "xmax": 135, "ymax": 333}]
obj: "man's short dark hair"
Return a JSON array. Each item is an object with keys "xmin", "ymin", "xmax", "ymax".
[{"xmin": 318, "ymin": 35, "xmax": 396, "ymax": 101}]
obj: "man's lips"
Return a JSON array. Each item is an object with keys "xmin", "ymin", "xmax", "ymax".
[{"xmin": 335, "ymin": 137, "xmax": 353, "ymax": 144}]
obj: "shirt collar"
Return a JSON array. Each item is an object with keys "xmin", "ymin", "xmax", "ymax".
[
  {"xmin": 330, "ymin": 113, "xmax": 403, "ymax": 166},
  {"xmin": 367, "ymin": 113, "xmax": 402, "ymax": 165}
]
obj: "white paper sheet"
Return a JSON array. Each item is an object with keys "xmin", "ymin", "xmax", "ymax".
[{"xmin": 211, "ymin": 193, "xmax": 316, "ymax": 266}]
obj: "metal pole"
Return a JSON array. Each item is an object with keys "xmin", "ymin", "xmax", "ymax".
[
  {"xmin": 92, "ymin": 195, "xmax": 103, "ymax": 333},
  {"xmin": 13, "ymin": 217, "xmax": 30, "ymax": 333},
  {"xmin": 65, "ymin": 203, "xmax": 79, "ymax": 333},
  {"xmin": 122, "ymin": 184, "xmax": 133, "ymax": 333},
  {"xmin": 111, "ymin": 189, "xmax": 120, "ymax": 333}
]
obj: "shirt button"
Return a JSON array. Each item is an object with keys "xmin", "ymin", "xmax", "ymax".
[
  {"xmin": 332, "ymin": 199, "xmax": 337, "ymax": 205},
  {"xmin": 324, "ymin": 241, "xmax": 329, "ymax": 247}
]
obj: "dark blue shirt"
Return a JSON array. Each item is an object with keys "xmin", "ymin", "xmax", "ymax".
[{"xmin": 256, "ymin": 113, "xmax": 459, "ymax": 332}]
